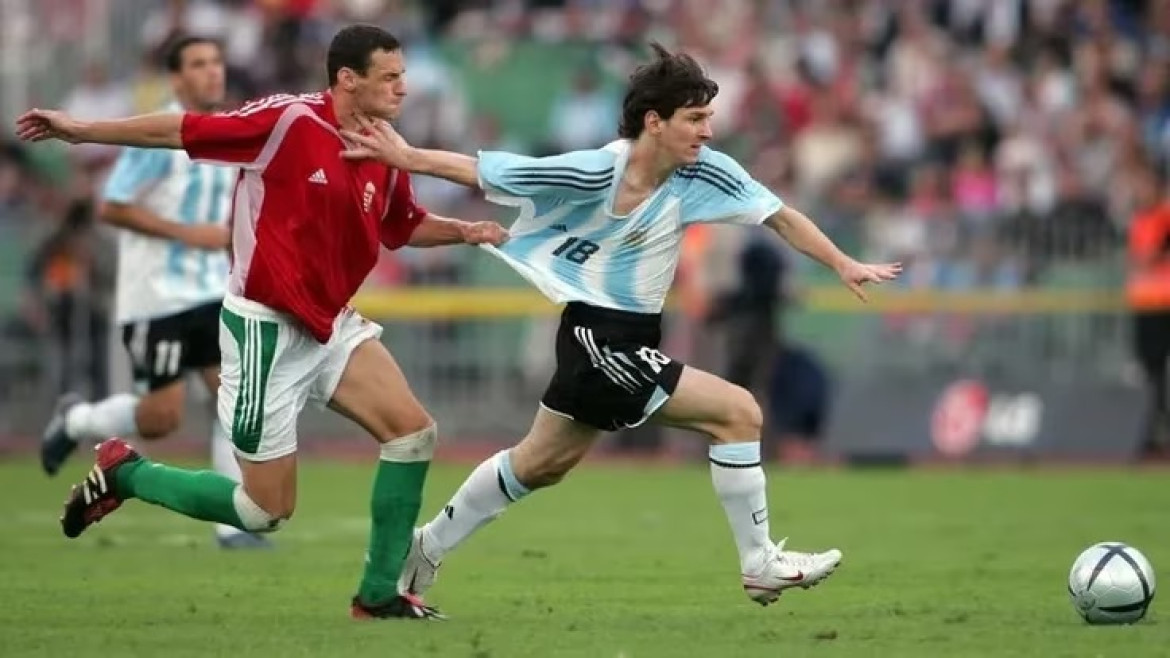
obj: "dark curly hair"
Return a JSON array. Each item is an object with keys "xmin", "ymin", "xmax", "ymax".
[{"xmin": 617, "ymin": 43, "xmax": 719, "ymax": 139}]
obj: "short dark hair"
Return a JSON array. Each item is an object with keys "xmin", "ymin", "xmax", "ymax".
[
  {"xmin": 618, "ymin": 43, "xmax": 719, "ymax": 139},
  {"xmin": 164, "ymin": 35, "xmax": 222, "ymax": 73},
  {"xmin": 327, "ymin": 25, "xmax": 401, "ymax": 86}
]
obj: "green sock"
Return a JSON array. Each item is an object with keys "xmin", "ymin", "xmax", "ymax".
[
  {"xmin": 116, "ymin": 458, "xmax": 245, "ymax": 529},
  {"xmin": 357, "ymin": 458, "xmax": 430, "ymax": 604}
]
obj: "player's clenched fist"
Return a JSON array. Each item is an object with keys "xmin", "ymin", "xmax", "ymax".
[{"xmin": 460, "ymin": 221, "xmax": 509, "ymax": 246}]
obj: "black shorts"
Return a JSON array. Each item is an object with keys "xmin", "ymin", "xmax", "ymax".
[
  {"xmin": 120, "ymin": 301, "xmax": 222, "ymax": 392},
  {"xmin": 542, "ymin": 303, "xmax": 684, "ymax": 432}
]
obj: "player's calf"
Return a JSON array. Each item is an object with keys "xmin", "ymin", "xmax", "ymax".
[
  {"xmin": 509, "ymin": 433, "xmax": 592, "ymax": 489},
  {"xmin": 133, "ymin": 391, "xmax": 184, "ymax": 439},
  {"xmin": 60, "ymin": 438, "xmax": 287, "ymax": 539},
  {"xmin": 412, "ymin": 409, "xmax": 601, "ymax": 593},
  {"xmin": 652, "ymin": 366, "xmax": 841, "ymax": 601}
]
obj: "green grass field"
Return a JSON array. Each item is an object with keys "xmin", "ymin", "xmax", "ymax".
[{"xmin": 1, "ymin": 459, "xmax": 1166, "ymax": 657}]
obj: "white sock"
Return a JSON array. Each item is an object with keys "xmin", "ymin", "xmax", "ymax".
[
  {"xmin": 211, "ymin": 418, "xmax": 245, "ymax": 538},
  {"xmin": 422, "ymin": 450, "xmax": 530, "ymax": 561},
  {"xmin": 65, "ymin": 394, "xmax": 139, "ymax": 443},
  {"xmin": 709, "ymin": 442, "xmax": 772, "ymax": 574},
  {"xmin": 232, "ymin": 486, "xmax": 280, "ymax": 532}
]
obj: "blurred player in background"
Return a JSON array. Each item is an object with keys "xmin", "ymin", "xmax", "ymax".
[
  {"xmin": 341, "ymin": 43, "xmax": 900, "ymax": 608},
  {"xmin": 37, "ymin": 35, "xmax": 271, "ymax": 550},
  {"xmin": 17, "ymin": 24, "xmax": 507, "ymax": 619},
  {"xmin": 1127, "ymin": 163, "xmax": 1170, "ymax": 457}
]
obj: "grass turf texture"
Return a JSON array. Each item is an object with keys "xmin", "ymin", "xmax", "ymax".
[{"xmin": 1, "ymin": 459, "xmax": 1166, "ymax": 657}]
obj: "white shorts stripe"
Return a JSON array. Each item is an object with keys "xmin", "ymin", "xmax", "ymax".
[
  {"xmin": 586, "ymin": 329, "xmax": 643, "ymax": 390},
  {"xmin": 612, "ymin": 350, "xmax": 654, "ymax": 383},
  {"xmin": 574, "ymin": 326, "xmax": 638, "ymax": 392}
]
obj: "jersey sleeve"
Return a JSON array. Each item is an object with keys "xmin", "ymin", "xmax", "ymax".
[
  {"xmin": 476, "ymin": 149, "xmax": 615, "ymax": 202},
  {"xmin": 101, "ymin": 147, "xmax": 172, "ymax": 203},
  {"xmin": 380, "ymin": 169, "xmax": 429, "ymax": 250},
  {"xmin": 679, "ymin": 149, "xmax": 783, "ymax": 226},
  {"xmin": 180, "ymin": 102, "xmax": 284, "ymax": 169}
]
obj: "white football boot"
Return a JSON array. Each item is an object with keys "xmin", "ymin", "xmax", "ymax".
[
  {"xmin": 397, "ymin": 528, "xmax": 442, "ymax": 597},
  {"xmin": 741, "ymin": 538, "xmax": 842, "ymax": 605}
]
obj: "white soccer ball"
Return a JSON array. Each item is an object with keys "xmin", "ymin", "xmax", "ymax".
[{"xmin": 1068, "ymin": 542, "xmax": 1156, "ymax": 625}]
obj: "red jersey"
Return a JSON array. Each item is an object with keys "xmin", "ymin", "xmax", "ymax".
[{"xmin": 180, "ymin": 91, "xmax": 426, "ymax": 342}]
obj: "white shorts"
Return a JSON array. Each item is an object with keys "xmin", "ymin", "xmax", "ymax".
[{"xmin": 217, "ymin": 293, "xmax": 382, "ymax": 461}]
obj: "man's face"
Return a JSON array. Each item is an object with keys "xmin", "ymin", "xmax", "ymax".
[
  {"xmin": 352, "ymin": 49, "xmax": 407, "ymax": 120},
  {"xmin": 174, "ymin": 43, "xmax": 226, "ymax": 110},
  {"xmin": 653, "ymin": 105, "xmax": 714, "ymax": 165}
]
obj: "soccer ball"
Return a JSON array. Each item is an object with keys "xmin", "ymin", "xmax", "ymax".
[{"xmin": 1067, "ymin": 542, "xmax": 1156, "ymax": 624}]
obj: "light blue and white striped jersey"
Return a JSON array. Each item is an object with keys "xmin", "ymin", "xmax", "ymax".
[
  {"xmin": 102, "ymin": 103, "xmax": 236, "ymax": 323},
  {"xmin": 478, "ymin": 139, "xmax": 783, "ymax": 313}
]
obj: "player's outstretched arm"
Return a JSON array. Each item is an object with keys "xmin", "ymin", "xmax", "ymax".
[
  {"xmin": 16, "ymin": 109, "xmax": 183, "ymax": 149},
  {"xmin": 341, "ymin": 115, "xmax": 480, "ymax": 188},
  {"xmin": 764, "ymin": 206, "xmax": 902, "ymax": 302},
  {"xmin": 406, "ymin": 214, "xmax": 508, "ymax": 248},
  {"xmin": 101, "ymin": 202, "xmax": 229, "ymax": 250}
]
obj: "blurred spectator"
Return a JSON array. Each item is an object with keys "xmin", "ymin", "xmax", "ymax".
[
  {"xmin": 547, "ymin": 66, "xmax": 620, "ymax": 151},
  {"xmin": 766, "ymin": 343, "xmax": 831, "ymax": 466},
  {"xmin": 1125, "ymin": 164, "xmax": 1170, "ymax": 457},
  {"xmin": 952, "ymin": 141, "xmax": 999, "ymax": 223},
  {"xmin": 706, "ymin": 234, "xmax": 790, "ymax": 395},
  {"xmin": 23, "ymin": 185, "xmax": 115, "ymax": 400},
  {"xmin": 792, "ymin": 92, "xmax": 864, "ymax": 201}
]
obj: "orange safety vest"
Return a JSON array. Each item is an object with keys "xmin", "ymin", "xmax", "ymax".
[{"xmin": 1127, "ymin": 203, "xmax": 1170, "ymax": 310}]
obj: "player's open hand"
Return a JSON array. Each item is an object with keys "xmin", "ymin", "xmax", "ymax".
[
  {"xmin": 461, "ymin": 221, "xmax": 509, "ymax": 246},
  {"xmin": 15, "ymin": 109, "xmax": 84, "ymax": 143},
  {"xmin": 837, "ymin": 259, "xmax": 902, "ymax": 302},
  {"xmin": 340, "ymin": 114, "xmax": 414, "ymax": 169}
]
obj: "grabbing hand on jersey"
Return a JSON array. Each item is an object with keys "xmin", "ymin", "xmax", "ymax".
[
  {"xmin": 177, "ymin": 224, "xmax": 231, "ymax": 250},
  {"xmin": 340, "ymin": 114, "xmax": 413, "ymax": 169},
  {"xmin": 16, "ymin": 109, "xmax": 84, "ymax": 143},
  {"xmin": 836, "ymin": 259, "xmax": 903, "ymax": 302},
  {"xmin": 460, "ymin": 221, "xmax": 509, "ymax": 247}
]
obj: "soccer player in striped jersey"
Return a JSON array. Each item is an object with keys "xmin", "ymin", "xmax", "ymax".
[
  {"xmin": 341, "ymin": 43, "xmax": 902, "ymax": 609},
  {"xmin": 38, "ymin": 36, "xmax": 268, "ymax": 549}
]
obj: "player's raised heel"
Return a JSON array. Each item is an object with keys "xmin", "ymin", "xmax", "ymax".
[
  {"xmin": 397, "ymin": 528, "xmax": 441, "ymax": 597},
  {"xmin": 741, "ymin": 539, "xmax": 843, "ymax": 606},
  {"xmin": 59, "ymin": 438, "xmax": 141, "ymax": 538},
  {"xmin": 350, "ymin": 593, "xmax": 447, "ymax": 621},
  {"xmin": 41, "ymin": 392, "xmax": 84, "ymax": 477}
]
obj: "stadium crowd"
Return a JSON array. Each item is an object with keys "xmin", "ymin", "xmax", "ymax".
[{"xmin": 1, "ymin": 0, "xmax": 1166, "ymax": 453}]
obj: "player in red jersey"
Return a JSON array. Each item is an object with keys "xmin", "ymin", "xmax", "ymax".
[{"xmin": 15, "ymin": 25, "xmax": 504, "ymax": 620}]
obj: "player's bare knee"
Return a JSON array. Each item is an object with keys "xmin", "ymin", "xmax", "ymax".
[
  {"xmin": 367, "ymin": 399, "xmax": 433, "ymax": 443},
  {"xmin": 513, "ymin": 449, "xmax": 577, "ymax": 490},
  {"xmin": 710, "ymin": 386, "xmax": 763, "ymax": 443}
]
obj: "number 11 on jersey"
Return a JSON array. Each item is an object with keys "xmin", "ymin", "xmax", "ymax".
[{"xmin": 552, "ymin": 236, "xmax": 600, "ymax": 264}]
